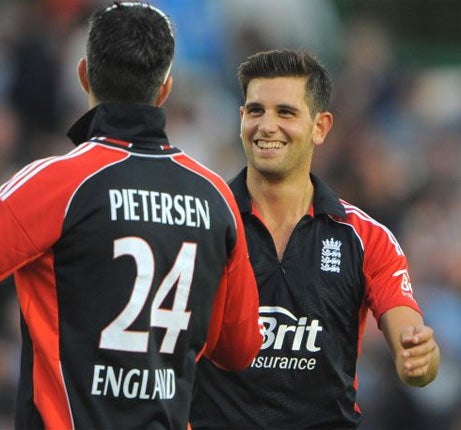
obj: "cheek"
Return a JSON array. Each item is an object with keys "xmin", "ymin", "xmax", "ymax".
[
  {"xmin": 241, "ymin": 121, "xmax": 255, "ymax": 142},
  {"xmin": 290, "ymin": 124, "xmax": 313, "ymax": 144}
]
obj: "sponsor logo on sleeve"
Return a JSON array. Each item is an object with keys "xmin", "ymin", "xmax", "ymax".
[{"xmin": 393, "ymin": 269, "xmax": 415, "ymax": 299}]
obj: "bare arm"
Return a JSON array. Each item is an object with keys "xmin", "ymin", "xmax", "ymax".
[{"xmin": 380, "ymin": 306, "xmax": 440, "ymax": 387}]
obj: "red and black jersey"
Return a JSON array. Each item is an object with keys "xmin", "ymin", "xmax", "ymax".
[
  {"xmin": 0, "ymin": 104, "xmax": 261, "ymax": 430},
  {"xmin": 191, "ymin": 168, "xmax": 421, "ymax": 429}
]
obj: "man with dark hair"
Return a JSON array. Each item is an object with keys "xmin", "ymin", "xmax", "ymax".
[
  {"xmin": 191, "ymin": 48, "xmax": 440, "ymax": 429},
  {"xmin": 0, "ymin": 3, "xmax": 262, "ymax": 429}
]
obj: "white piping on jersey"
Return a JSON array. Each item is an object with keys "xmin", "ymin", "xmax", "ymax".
[
  {"xmin": 64, "ymin": 152, "xmax": 130, "ymax": 216},
  {"xmin": 0, "ymin": 158, "xmax": 53, "ymax": 197},
  {"xmin": 91, "ymin": 141, "xmax": 184, "ymax": 159},
  {"xmin": 121, "ymin": 150, "xmax": 184, "ymax": 159},
  {"xmin": 331, "ymin": 200, "xmax": 404, "ymax": 256},
  {"xmin": 330, "ymin": 215, "xmax": 365, "ymax": 252},
  {"xmin": 171, "ymin": 153, "xmax": 237, "ymax": 230},
  {"xmin": 0, "ymin": 143, "xmax": 96, "ymax": 201},
  {"xmin": 63, "ymin": 144, "xmax": 187, "ymax": 215},
  {"xmin": 59, "ymin": 361, "xmax": 75, "ymax": 430},
  {"xmin": 259, "ymin": 306, "xmax": 297, "ymax": 321}
]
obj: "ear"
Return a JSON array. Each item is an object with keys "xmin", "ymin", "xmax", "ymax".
[
  {"xmin": 77, "ymin": 58, "xmax": 90, "ymax": 95},
  {"xmin": 239, "ymin": 106, "xmax": 245, "ymax": 139},
  {"xmin": 155, "ymin": 75, "xmax": 173, "ymax": 106},
  {"xmin": 312, "ymin": 111, "xmax": 333, "ymax": 146}
]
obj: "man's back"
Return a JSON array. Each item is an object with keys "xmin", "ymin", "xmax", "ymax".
[{"xmin": 2, "ymin": 104, "xmax": 261, "ymax": 429}]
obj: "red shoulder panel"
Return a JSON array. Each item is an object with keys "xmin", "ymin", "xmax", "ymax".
[
  {"xmin": 0, "ymin": 142, "xmax": 129, "ymax": 428},
  {"xmin": 340, "ymin": 201, "xmax": 421, "ymax": 322}
]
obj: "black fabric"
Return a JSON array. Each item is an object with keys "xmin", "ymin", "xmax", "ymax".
[
  {"xmin": 230, "ymin": 167, "xmax": 347, "ymax": 219},
  {"xmin": 191, "ymin": 168, "xmax": 364, "ymax": 429},
  {"xmin": 67, "ymin": 103, "xmax": 170, "ymax": 148},
  {"xmin": 13, "ymin": 105, "xmax": 240, "ymax": 429}
]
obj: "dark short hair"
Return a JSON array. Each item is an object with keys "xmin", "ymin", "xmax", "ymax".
[
  {"xmin": 86, "ymin": 1, "xmax": 175, "ymax": 104},
  {"xmin": 237, "ymin": 49, "xmax": 332, "ymax": 116}
]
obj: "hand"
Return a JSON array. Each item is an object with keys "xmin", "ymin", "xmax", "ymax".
[{"xmin": 399, "ymin": 325, "xmax": 439, "ymax": 383}]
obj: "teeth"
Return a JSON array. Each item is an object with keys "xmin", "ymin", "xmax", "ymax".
[{"xmin": 256, "ymin": 140, "xmax": 284, "ymax": 149}]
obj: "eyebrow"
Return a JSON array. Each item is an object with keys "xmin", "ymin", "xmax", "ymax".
[
  {"xmin": 243, "ymin": 102, "xmax": 262, "ymax": 109},
  {"xmin": 244, "ymin": 102, "xmax": 300, "ymax": 112}
]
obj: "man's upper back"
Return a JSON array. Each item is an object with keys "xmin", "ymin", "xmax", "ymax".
[{"xmin": 2, "ymin": 104, "xmax": 259, "ymax": 429}]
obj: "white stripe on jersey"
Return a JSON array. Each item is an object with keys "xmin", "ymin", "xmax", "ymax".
[
  {"xmin": 335, "ymin": 200, "xmax": 404, "ymax": 256},
  {"xmin": 0, "ymin": 143, "xmax": 93, "ymax": 197},
  {"xmin": 0, "ymin": 143, "xmax": 96, "ymax": 201},
  {"xmin": 171, "ymin": 154, "xmax": 237, "ymax": 230},
  {"xmin": 64, "ymin": 154, "xmax": 130, "ymax": 217},
  {"xmin": 330, "ymin": 215, "xmax": 365, "ymax": 252},
  {"xmin": 126, "ymin": 151, "xmax": 181, "ymax": 159},
  {"xmin": 0, "ymin": 157, "xmax": 54, "ymax": 197}
]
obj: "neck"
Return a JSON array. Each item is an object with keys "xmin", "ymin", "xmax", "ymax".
[
  {"xmin": 247, "ymin": 168, "xmax": 313, "ymax": 260},
  {"xmin": 252, "ymin": 182, "xmax": 313, "ymax": 226},
  {"xmin": 247, "ymin": 168, "xmax": 313, "ymax": 221}
]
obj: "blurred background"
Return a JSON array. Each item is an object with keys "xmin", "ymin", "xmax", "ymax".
[{"xmin": 0, "ymin": 0, "xmax": 460, "ymax": 429}]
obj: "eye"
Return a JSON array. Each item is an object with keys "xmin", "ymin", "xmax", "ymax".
[
  {"xmin": 245, "ymin": 105, "xmax": 264, "ymax": 116},
  {"xmin": 278, "ymin": 108, "xmax": 295, "ymax": 118}
]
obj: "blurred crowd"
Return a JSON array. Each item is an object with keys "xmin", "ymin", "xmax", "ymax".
[{"xmin": 0, "ymin": 1, "xmax": 460, "ymax": 429}]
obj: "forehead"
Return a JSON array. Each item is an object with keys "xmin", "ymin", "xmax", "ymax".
[{"xmin": 246, "ymin": 76, "xmax": 308, "ymax": 106}]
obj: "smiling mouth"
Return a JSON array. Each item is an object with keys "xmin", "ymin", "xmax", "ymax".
[{"xmin": 255, "ymin": 140, "xmax": 286, "ymax": 149}]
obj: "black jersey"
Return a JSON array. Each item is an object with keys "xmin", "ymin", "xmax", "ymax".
[
  {"xmin": 0, "ymin": 105, "xmax": 262, "ymax": 430},
  {"xmin": 191, "ymin": 168, "xmax": 421, "ymax": 430}
]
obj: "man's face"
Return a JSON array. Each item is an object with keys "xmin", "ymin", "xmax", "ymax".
[{"xmin": 240, "ymin": 76, "xmax": 316, "ymax": 181}]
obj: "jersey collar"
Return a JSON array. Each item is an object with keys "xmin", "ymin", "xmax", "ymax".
[
  {"xmin": 229, "ymin": 167, "xmax": 347, "ymax": 220},
  {"xmin": 67, "ymin": 103, "xmax": 171, "ymax": 149}
]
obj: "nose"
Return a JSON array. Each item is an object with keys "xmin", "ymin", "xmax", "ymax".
[{"xmin": 258, "ymin": 112, "xmax": 278, "ymax": 135}]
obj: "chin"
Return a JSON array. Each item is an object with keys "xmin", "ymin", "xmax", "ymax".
[{"xmin": 254, "ymin": 166, "xmax": 286, "ymax": 182}]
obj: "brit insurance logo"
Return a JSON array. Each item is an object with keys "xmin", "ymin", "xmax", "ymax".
[
  {"xmin": 251, "ymin": 306, "xmax": 324, "ymax": 371},
  {"xmin": 320, "ymin": 237, "xmax": 342, "ymax": 273},
  {"xmin": 393, "ymin": 269, "xmax": 415, "ymax": 299}
]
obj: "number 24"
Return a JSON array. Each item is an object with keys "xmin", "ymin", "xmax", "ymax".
[{"xmin": 99, "ymin": 237, "xmax": 196, "ymax": 354}]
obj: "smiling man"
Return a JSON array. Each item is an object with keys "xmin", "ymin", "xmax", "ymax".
[{"xmin": 190, "ymin": 49, "xmax": 440, "ymax": 430}]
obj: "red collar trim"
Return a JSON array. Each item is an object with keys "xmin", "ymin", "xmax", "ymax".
[{"xmin": 93, "ymin": 136, "xmax": 132, "ymax": 148}]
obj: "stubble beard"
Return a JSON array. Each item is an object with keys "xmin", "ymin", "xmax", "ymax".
[{"xmin": 251, "ymin": 159, "xmax": 288, "ymax": 183}]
